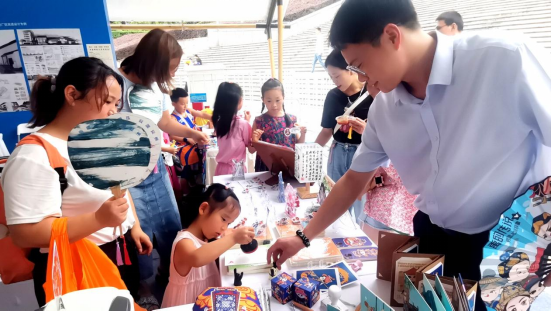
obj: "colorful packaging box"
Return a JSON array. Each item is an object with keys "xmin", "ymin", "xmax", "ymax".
[
  {"xmin": 271, "ymin": 272, "xmax": 297, "ymax": 304},
  {"xmin": 293, "ymin": 277, "xmax": 321, "ymax": 308}
]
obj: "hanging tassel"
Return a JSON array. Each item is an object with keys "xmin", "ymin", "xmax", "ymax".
[
  {"xmin": 122, "ymin": 234, "xmax": 132, "ymax": 265},
  {"xmin": 116, "ymin": 240, "xmax": 123, "ymax": 266}
]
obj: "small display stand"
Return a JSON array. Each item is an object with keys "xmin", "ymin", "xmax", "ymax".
[
  {"xmin": 294, "ymin": 143, "xmax": 323, "ymax": 199},
  {"xmin": 253, "ymin": 141, "xmax": 297, "ymax": 186}
]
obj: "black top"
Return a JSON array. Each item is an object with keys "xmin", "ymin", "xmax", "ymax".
[{"xmin": 320, "ymin": 87, "xmax": 374, "ymax": 144}]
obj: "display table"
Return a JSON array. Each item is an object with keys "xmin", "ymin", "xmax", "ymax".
[
  {"xmin": 204, "ymin": 147, "xmax": 256, "ymax": 185},
  {"xmin": 161, "ymin": 172, "xmax": 400, "ymax": 311}
]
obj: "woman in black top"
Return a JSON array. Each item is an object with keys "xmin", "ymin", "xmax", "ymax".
[{"xmin": 315, "ymin": 49, "xmax": 379, "ymax": 224}]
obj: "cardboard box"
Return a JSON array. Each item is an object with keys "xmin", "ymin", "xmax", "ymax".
[
  {"xmin": 376, "ymin": 231, "xmax": 415, "ymax": 281},
  {"xmin": 271, "ymin": 272, "xmax": 296, "ymax": 304},
  {"xmin": 293, "ymin": 277, "xmax": 321, "ymax": 308}
]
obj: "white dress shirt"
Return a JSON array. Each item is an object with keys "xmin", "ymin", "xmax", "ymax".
[{"xmin": 351, "ymin": 30, "xmax": 551, "ymax": 234}]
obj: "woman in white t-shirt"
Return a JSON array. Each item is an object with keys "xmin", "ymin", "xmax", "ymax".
[{"xmin": 1, "ymin": 57, "xmax": 152, "ymax": 306}]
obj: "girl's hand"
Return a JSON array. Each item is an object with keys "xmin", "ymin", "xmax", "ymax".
[
  {"xmin": 295, "ymin": 123, "xmax": 307, "ymax": 135},
  {"xmin": 162, "ymin": 146, "xmax": 178, "ymax": 155},
  {"xmin": 130, "ymin": 226, "xmax": 153, "ymax": 255},
  {"xmin": 348, "ymin": 117, "xmax": 367, "ymax": 134},
  {"xmin": 95, "ymin": 196, "xmax": 129, "ymax": 228},
  {"xmin": 187, "ymin": 138, "xmax": 197, "ymax": 145},
  {"xmin": 252, "ymin": 129, "xmax": 264, "ymax": 143},
  {"xmin": 190, "ymin": 130, "xmax": 209, "ymax": 145},
  {"xmin": 244, "ymin": 111, "xmax": 251, "ymax": 122},
  {"xmin": 231, "ymin": 226, "xmax": 255, "ymax": 245}
]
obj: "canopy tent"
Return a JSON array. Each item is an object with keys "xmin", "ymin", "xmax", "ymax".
[
  {"xmin": 106, "ymin": 0, "xmax": 289, "ymax": 80},
  {"xmin": 106, "ymin": 0, "xmax": 289, "ymax": 22}
]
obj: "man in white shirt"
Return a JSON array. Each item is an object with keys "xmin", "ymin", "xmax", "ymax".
[
  {"xmin": 436, "ymin": 10, "xmax": 463, "ymax": 36},
  {"xmin": 268, "ymin": 0, "xmax": 551, "ymax": 309}
]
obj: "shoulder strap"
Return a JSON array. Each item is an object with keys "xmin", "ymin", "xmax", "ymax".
[{"xmin": 17, "ymin": 135, "xmax": 68, "ymax": 194}]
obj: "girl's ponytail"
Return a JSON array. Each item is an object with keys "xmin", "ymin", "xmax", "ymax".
[{"xmin": 30, "ymin": 77, "xmax": 63, "ymax": 127}]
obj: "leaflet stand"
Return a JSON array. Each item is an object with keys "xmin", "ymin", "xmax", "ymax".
[{"xmin": 253, "ymin": 141, "xmax": 297, "ymax": 186}]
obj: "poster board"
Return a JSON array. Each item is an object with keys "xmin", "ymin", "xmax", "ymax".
[{"xmin": 0, "ymin": 0, "xmax": 115, "ymax": 151}]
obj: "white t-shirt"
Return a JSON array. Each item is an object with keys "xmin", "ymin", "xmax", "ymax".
[
  {"xmin": 1, "ymin": 133, "xmax": 135, "ymax": 245},
  {"xmin": 120, "ymin": 73, "xmax": 171, "ymax": 125}
]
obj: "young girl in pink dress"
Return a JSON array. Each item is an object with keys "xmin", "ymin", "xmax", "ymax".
[
  {"xmin": 161, "ymin": 184, "xmax": 255, "ymax": 307},
  {"xmin": 212, "ymin": 82, "xmax": 254, "ymax": 176}
]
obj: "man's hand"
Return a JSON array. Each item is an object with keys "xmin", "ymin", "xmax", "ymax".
[{"xmin": 267, "ymin": 236, "xmax": 305, "ymax": 269}]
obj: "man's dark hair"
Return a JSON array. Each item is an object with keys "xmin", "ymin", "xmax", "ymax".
[
  {"xmin": 436, "ymin": 11, "xmax": 464, "ymax": 31},
  {"xmin": 170, "ymin": 87, "xmax": 188, "ymax": 103},
  {"xmin": 329, "ymin": 0, "xmax": 420, "ymax": 50}
]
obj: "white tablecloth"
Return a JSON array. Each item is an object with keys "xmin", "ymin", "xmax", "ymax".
[
  {"xmin": 204, "ymin": 147, "xmax": 257, "ymax": 185},
  {"xmin": 162, "ymin": 172, "xmax": 400, "ymax": 311}
]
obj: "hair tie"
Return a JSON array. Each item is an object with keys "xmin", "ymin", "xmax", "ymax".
[{"xmin": 50, "ymin": 77, "xmax": 56, "ymax": 93}]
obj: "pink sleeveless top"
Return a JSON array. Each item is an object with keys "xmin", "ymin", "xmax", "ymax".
[{"xmin": 161, "ymin": 230, "xmax": 222, "ymax": 308}]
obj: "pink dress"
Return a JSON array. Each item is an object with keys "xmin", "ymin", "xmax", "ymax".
[
  {"xmin": 161, "ymin": 230, "xmax": 222, "ymax": 308},
  {"xmin": 364, "ymin": 164, "xmax": 418, "ymax": 235},
  {"xmin": 215, "ymin": 116, "xmax": 252, "ymax": 176}
]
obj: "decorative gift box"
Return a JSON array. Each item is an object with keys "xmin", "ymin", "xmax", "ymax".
[
  {"xmin": 293, "ymin": 277, "xmax": 321, "ymax": 308},
  {"xmin": 271, "ymin": 272, "xmax": 297, "ymax": 304},
  {"xmin": 193, "ymin": 287, "xmax": 262, "ymax": 311}
]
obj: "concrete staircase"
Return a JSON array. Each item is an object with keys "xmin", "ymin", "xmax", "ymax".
[{"xmin": 198, "ymin": 0, "xmax": 551, "ymax": 73}]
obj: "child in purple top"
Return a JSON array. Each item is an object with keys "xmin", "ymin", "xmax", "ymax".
[{"xmin": 252, "ymin": 78, "xmax": 306, "ymax": 171}]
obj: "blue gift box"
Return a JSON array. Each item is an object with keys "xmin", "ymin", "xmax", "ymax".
[
  {"xmin": 293, "ymin": 277, "xmax": 321, "ymax": 308},
  {"xmin": 271, "ymin": 272, "xmax": 297, "ymax": 304}
]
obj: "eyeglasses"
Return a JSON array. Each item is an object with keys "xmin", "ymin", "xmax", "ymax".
[{"xmin": 346, "ymin": 65, "xmax": 366, "ymax": 76}]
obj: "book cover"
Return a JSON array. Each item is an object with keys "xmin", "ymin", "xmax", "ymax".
[
  {"xmin": 404, "ymin": 274, "xmax": 431, "ymax": 311},
  {"xmin": 328, "ymin": 261, "xmax": 359, "ymax": 287},
  {"xmin": 361, "ymin": 284, "xmax": 395, "ymax": 311},
  {"xmin": 290, "ymin": 238, "xmax": 342, "ymax": 265},
  {"xmin": 434, "ymin": 275, "xmax": 454, "ymax": 311},
  {"xmin": 340, "ymin": 247, "xmax": 378, "ymax": 262},
  {"xmin": 391, "ymin": 256, "xmax": 435, "ymax": 306},
  {"xmin": 332, "ymin": 237, "xmax": 373, "ymax": 248},
  {"xmin": 224, "ymin": 246, "xmax": 271, "ymax": 272},
  {"xmin": 421, "ymin": 274, "xmax": 447, "ymax": 311},
  {"xmin": 295, "ymin": 268, "xmax": 340, "ymax": 290},
  {"xmin": 275, "ymin": 224, "xmax": 303, "ymax": 238},
  {"xmin": 376, "ymin": 232, "xmax": 415, "ymax": 281}
]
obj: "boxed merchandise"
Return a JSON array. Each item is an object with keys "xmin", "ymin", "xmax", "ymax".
[
  {"xmin": 193, "ymin": 287, "xmax": 263, "ymax": 311},
  {"xmin": 271, "ymin": 272, "xmax": 296, "ymax": 304},
  {"xmin": 293, "ymin": 277, "xmax": 321, "ymax": 308}
]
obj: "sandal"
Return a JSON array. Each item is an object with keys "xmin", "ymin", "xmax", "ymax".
[{"xmin": 137, "ymin": 295, "xmax": 160, "ymax": 311}]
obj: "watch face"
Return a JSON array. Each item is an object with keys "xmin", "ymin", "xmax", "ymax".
[{"xmin": 375, "ymin": 176, "xmax": 383, "ymax": 185}]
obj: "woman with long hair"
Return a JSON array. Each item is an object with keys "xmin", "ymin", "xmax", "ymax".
[{"xmin": 118, "ymin": 29, "xmax": 208, "ymax": 309}]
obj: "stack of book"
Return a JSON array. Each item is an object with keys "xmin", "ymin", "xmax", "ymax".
[
  {"xmin": 289, "ymin": 238, "xmax": 342, "ymax": 267},
  {"xmin": 224, "ymin": 246, "xmax": 273, "ymax": 275}
]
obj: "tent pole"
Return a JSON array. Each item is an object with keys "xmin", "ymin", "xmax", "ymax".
[
  {"xmin": 268, "ymin": 38, "xmax": 276, "ymax": 78},
  {"xmin": 277, "ymin": 0, "xmax": 284, "ymax": 82},
  {"xmin": 265, "ymin": 0, "xmax": 277, "ymax": 78}
]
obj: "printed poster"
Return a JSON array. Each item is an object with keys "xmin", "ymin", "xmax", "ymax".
[
  {"xmin": 0, "ymin": 30, "xmax": 29, "ymax": 112},
  {"xmin": 86, "ymin": 44, "xmax": 115, "ymax": 68},
  {"xmin": 17, "ymin": 29, "xmax": 84, "ymax": 89}
]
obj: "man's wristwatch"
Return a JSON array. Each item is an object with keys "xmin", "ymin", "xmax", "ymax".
[{"xmin": 296, "ymin": 230, "xmax": 310, "ymax": 247}]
